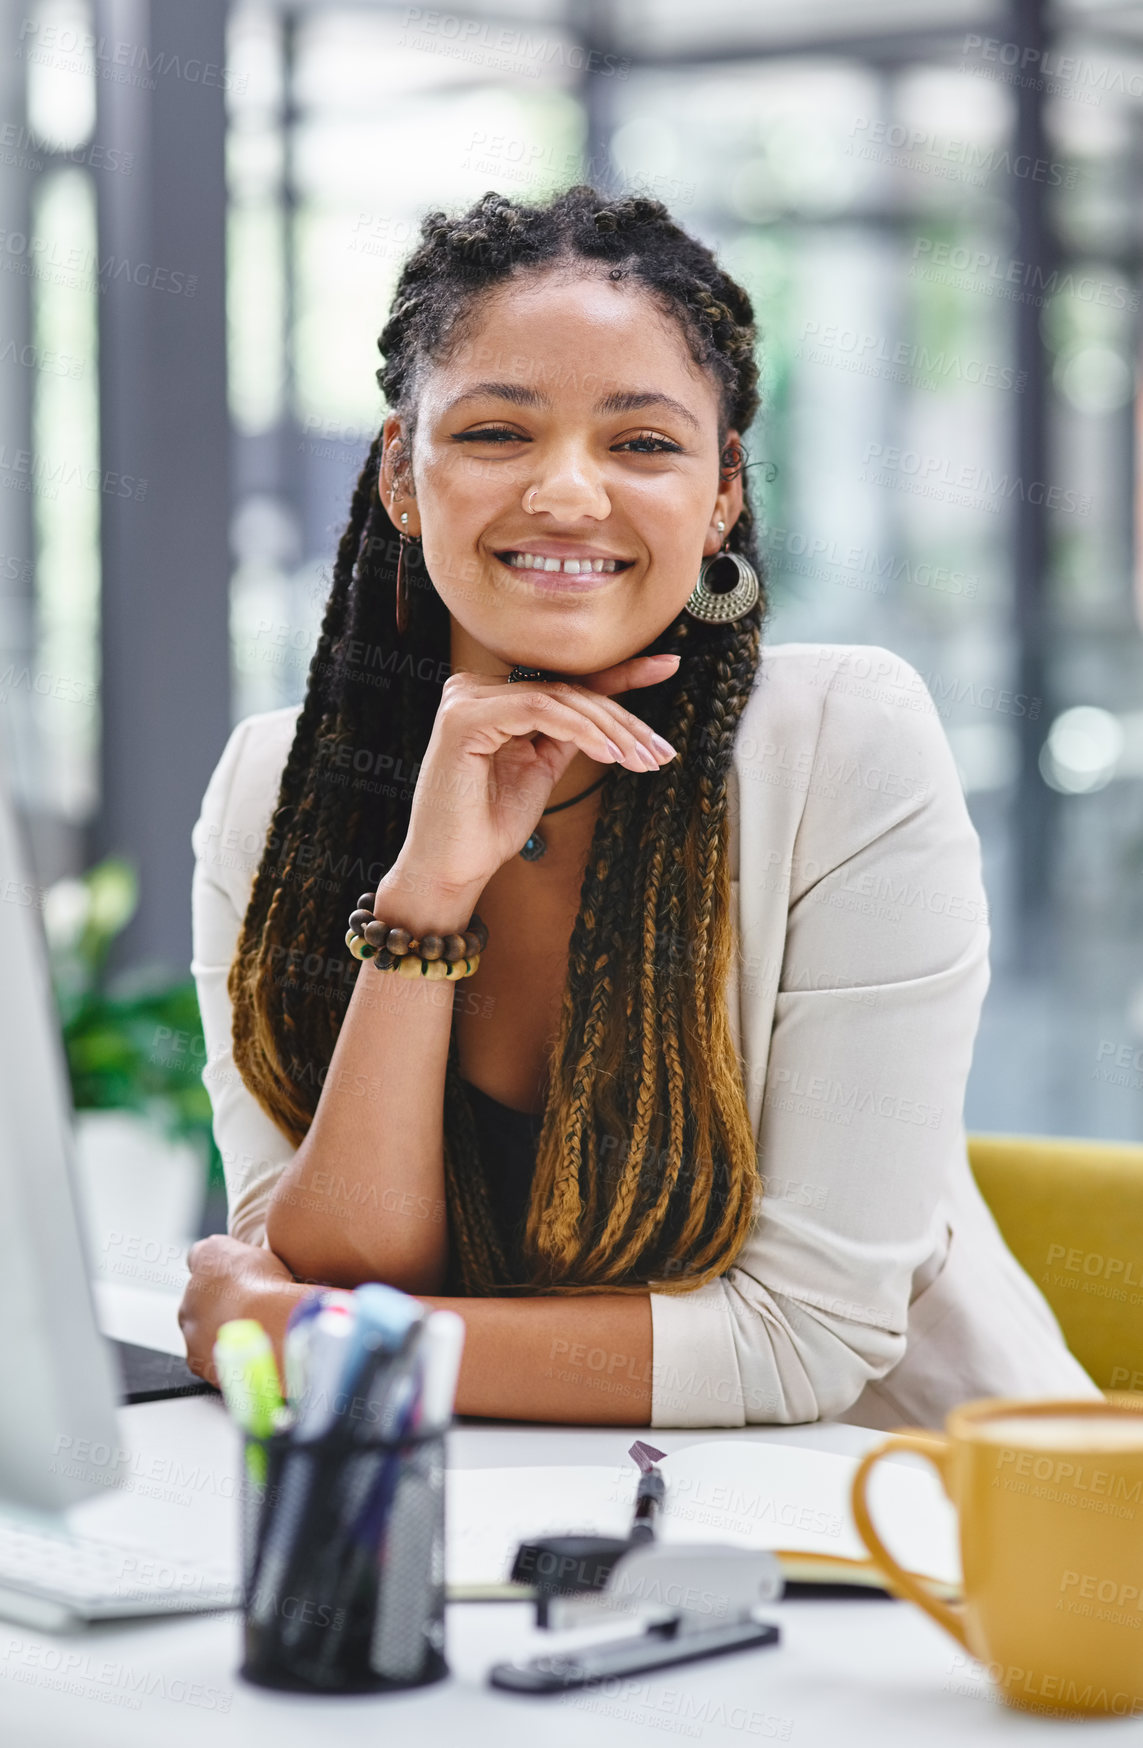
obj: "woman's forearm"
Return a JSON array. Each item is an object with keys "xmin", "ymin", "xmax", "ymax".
[
  {"xmin": 264, "ymin": 861, "xmax": 484, "ymax": 1292},
  {"xmin": 244, "ymin": 1275, "xmax": 653, "ymax": 1425},
  {"xmin": 422, "ymin": 1292, "xmax": 652, "ymax": 1424},
  {"xmin": 184, "ymin": 1235, "xmax": 654, "ymax": 1425}
]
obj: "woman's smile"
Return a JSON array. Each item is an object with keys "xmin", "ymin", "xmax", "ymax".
[{"xmin": 494, "ymin": 543, "xmax": 634, "ymax": 580}]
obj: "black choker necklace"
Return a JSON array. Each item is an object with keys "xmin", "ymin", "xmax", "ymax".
[
  {"xmin": 508, "ymin": 665, "xmax": 609, "ymax": 860},
  {"xmin": 520, "ymin": 773, "xmax": 609, "ymax": 861}
]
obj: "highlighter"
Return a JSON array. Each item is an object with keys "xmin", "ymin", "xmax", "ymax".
[{"xmin": 213, "ymin": 1319, "xmax": 286, "ymax": 1486}]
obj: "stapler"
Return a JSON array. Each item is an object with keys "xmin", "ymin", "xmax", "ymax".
[{"xmin": 488, "ymin": 1539, "xmax": 782, "ymax": 1693}]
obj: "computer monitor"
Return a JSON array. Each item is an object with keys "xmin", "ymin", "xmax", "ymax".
[{"xmin": 0, "ymin": 747, "xmax": 121, "ymax": 1512}]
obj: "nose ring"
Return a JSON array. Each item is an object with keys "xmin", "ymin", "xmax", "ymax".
[{"xmin": 525, "ymin": 489, "xmax": 538, "ymax": 515}]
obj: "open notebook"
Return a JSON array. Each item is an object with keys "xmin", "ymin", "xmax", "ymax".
[{"xmin": 446, "ymin": 1439, "xmax": 962, "ymax": 1601}]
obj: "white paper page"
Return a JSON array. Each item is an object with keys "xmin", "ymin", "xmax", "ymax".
[
  {"xmin": 446, "ymin": 1443, "xmax": 961, "ymax": 1590},
  {"xmin": 448, "ymin": 1463, "xmax": 634, "ymax": 1590},
  {"xmin": 658, "ymin": 1441, "xmax": 960, "ymax": 1584}
]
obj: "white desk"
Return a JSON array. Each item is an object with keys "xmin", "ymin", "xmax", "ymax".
[{"xmin": 1, "ymin": 1286, "xmax": 1120, "ymax": 1745}]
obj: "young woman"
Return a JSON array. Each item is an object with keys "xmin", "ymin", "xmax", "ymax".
[{"xmin": 179, "ymin": 186, "xmax": 1098, "ymax": 1429}]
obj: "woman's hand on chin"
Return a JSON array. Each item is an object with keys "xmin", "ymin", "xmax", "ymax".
[{"xmin": 178, "ymin": 1233, "xmax": 301, "ymax": 1383}]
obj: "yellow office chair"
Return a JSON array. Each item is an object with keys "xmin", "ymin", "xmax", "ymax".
[{"xmin": 968, "ymin": 1134, "xmax": 1143, "ymax": 1393}]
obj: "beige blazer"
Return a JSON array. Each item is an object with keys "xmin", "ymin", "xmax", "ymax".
[{"xmin": 190, "ymin": 642, "xmax": 1100, "ymax": 1430}]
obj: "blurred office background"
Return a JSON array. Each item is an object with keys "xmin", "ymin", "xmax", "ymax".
[{"xmin": 1, "ymin": 0, "xmax": 1142, "ymax": 1254}]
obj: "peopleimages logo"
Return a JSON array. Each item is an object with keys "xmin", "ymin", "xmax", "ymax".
[
  {"xmin": 800, "ymin": 320, "xmax": 1025, "ymax": 392},
  {"xmin": 16, "ymin": 18, "xmax": 247, "ymax": 91},
  {"xmin": 768, "ymin": 1066, "xmax": 944, "ymax": 1129},
  {"xmin": 946, "ymin": 1652, "xmax": 1143, "ymax": 1717},
  {"xmin": 1045, "ymin": 1243, "xmax": 1143, "ymax": 1288},
  {"xmin": 399, "ymin": 8, "xmax": 630, "ymax": 77},
  {"xmin": 911, "ymin": 239, "xmax": 1136, "ymax": 310},
  {"xmin": 998, "ymin": 1450, "xmax": 1142, "ymax": 1504},
  {"xmin": 846, "ymin": 117, "xmax": 1077, "ymax": 186},
  {"xmin": 861, "ymin": 443, "xmax": 1089, "ymax": 515},
  {"xmin": 962, "ymin": 32, "xmax": 1143, "ymax": 101},
  {"xmin": 0, "ymin": 229, "xmax": 198, "ymax": 297},
  {"xmin": 0, "ymin": 1639, "xmax": 234, "ymax": 1711}
]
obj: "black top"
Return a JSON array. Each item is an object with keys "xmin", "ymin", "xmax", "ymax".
[{"xmin": 460, "ymin": 1076, "xmax": 544, "ymax": 1263}]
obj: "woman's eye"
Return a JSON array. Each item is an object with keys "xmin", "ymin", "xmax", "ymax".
[
  {"xmin": 451, "ymin": 427, "xmax": 527, "ymax": 443},
  {"xmin": 616, "ymin": 434, "xmax": 684, "ymax": 455},
  {"xmin": 449, "ymin": 428, "xmax": 682, "ymax": 453}
]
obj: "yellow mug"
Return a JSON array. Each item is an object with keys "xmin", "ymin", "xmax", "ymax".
[{"xmin": 851, "ymin": 1395, "xmax": 1143, "ymax": 1718}]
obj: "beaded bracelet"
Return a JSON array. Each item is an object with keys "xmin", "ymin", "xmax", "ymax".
[{"xmin": 345, "ymin": 891, "xmax": 488, "ymax": 980}]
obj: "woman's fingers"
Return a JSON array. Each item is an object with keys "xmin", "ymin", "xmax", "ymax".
[
  {"xmin": 456, "ymin": 673, "xmax": 677, "ymax": 770},
  {"xmin": 560, "ymin": 680, "xmax": 679, "ymax": 768},
  {"xmin": 457, "ymin": 691, "xmax": 630, "ymax": 769},
  {"xmin": 581, "ymin": 653, "xmax": 682, "ymax": 696},
  {"xmin": 522, "ymin": 692, "xmax": 657, "ymax": 771},
  {"xmin": 465, "ymin": 689, "xmax": 671, "ymax": 772}
]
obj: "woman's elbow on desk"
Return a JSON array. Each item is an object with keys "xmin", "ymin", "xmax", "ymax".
[
  {"xmin": 648, "ymin": 1273, "xmax": 906, "ymax": 1430},
  {"xmin": 263, "ymin": 1175, "xmax": 450, "ymax": 1296}
]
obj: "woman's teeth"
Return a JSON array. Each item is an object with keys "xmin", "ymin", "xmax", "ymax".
[{"xmin": 501, "ymin": 552, "xmax": 623, "ymax": 575}]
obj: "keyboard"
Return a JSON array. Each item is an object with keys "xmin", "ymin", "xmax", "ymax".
[{"xmin": 0, "ymin": 1515, "xmax": 241, "ymax": 1631}]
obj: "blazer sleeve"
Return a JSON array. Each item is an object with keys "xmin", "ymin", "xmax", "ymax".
[
  {"xmin": 648, "ymin": 652, "xmax": 991, "ymax": 1427},
  {"xmin": 190, "ymin": 719, "xmax": 298, "ymax": 1245}
]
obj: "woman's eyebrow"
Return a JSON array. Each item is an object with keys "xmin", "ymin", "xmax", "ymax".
[
  {"xmin": 442, "ymin": 383, "xmax": 700, "ymax": 432},
  {"xmin": 596, "ymin": 390, "xmax": 700, "ymax": 432},
  {"xmin": 444, "ymin": 382, "xmax": 544, "ymax": 414}
]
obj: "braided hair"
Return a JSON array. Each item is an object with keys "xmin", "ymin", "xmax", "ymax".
[{"xmin": 229, "ymin": 185, "xmax": 769, "ymax": 1296}]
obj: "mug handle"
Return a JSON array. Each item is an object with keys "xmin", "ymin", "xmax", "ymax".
[{"xmin": 850, "ymin": 1430, "xmax": 969, "ymax": 1652}]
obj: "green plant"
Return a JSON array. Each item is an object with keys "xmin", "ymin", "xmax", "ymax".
[{"xmin": 45, "ymin": 857, "xmax": 224, "ymax": 1191}]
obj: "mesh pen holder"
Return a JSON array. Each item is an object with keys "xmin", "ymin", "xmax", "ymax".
[{"xmin": 238, "ymin": 1421, "xmax": 448, "ymax": 1694}]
